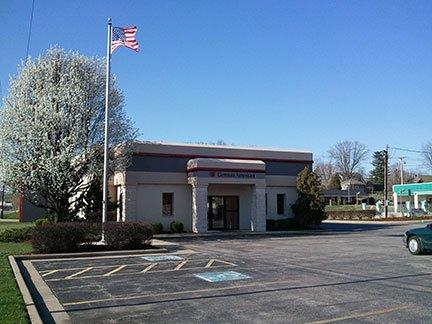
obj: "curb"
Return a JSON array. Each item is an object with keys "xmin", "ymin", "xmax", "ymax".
[
  {"xmin": 13, "ymin": 247, "xmax": 168, "ymax": 261},
  {"xmin": 155, "ymin": 230, "xmax": 325, "ymax": 239},
  {"xmin": 8, "ymin": 256, "xmax": 43, "ymax": 324}
]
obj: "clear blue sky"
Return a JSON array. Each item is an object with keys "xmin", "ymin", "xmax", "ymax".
[{"xmin": 1, "ymin": 1, "xmax": 432, "ymax": 170}]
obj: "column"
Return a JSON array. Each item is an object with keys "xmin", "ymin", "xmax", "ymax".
[
  {"xmin": 414, "ymin": 193, "xmax": 419, "ymax": 209},
  {"xmin": 251, "ymin": 185, "xmax": 266, "ymax": 232},
  {"xmin": 191, "ymin": 184, "xmax": 208, "ymax": 233},
  {"xmin": 123, "ymin": 185, "xmax": 137, "ymax": 222},
  {"xmin": 393, "ymin": 193, "xmax": 398, "ymax": 213}
]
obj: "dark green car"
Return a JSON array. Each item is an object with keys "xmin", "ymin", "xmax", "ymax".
[{"xmin": 404, "ymin": 224, "xmax": 432, "ymax": 255}]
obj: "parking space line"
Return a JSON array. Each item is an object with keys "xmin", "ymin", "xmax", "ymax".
[
  {"xmin": 103, "ymin": 265, "xmax": 126, "ymax": 276},
  {"xmin": 41, "ymin": 269, "xmax": 59, "ymax": 277},
  {"xmin": 215, "ymin": 259, "xmax": 236, "ymax": 266},
  {"xmin": 205, "ymin": 259, "xmax": 215, "ymax": 268},
  {"xmin": 174, "ymin": 260, "xmax": 188, "ymax": 270},
  {"xmin": 46, "ymin": 263, "xmax": 236, "ymax": 282},
  {"xmin": 306, "ymin": 305, "xmax": 411, "ymax": 323},
  {"xmin": 65, "ymin": 267, "xmax": 93, "ymax": 279},
  {"xmin": 141, "ymin": 263, "xmax": 157, "ymax": 273}
]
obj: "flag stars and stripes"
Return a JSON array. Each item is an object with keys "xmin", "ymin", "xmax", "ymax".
[{"xmin": 111, "ymin": 26, "xmax": 139, "ymax": 53}]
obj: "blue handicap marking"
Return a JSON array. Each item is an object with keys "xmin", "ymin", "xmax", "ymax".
[
  {"xmin": 194, "ymin": 271, "xmax": 251, "ymax": 282},
  {"xmin": 142, "ymin": 255, "xmax": 184, "ymax": 262}
]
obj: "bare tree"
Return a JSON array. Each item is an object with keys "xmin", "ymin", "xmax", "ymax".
[
  {"xmin": 314, "ymin": 160, "xmax": 336, "ymax": 188},
  {"xmin": 422, "ymin": 142, "xmax": 432, "ymax": 171},
  {"xmin": 328, "ymin": 141, "xmax": 369, "ymax": 180},
  {"xmin": 389, "ymin": 163, "xmax": 417, "ymax": 187}
]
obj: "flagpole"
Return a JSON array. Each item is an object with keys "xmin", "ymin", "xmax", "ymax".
[{"xmin": 102, "ymin": 18, "xmax": 112, "ymax": 242}]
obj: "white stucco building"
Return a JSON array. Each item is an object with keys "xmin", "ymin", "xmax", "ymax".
[{"xmin": 112, "ymin": 141, "xmax": 313, "ymax": 233}]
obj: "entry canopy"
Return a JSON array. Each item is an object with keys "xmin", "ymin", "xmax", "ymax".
[{"xmin": 187, "ymin": 158, "xmax": 265, "ymax": 173}]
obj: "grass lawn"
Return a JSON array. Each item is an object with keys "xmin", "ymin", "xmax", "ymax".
[
  {"xmin": 2, "ymin": 211, "xmax": 19, "ymax": 220},
  {"xmin": 0, "ymin": 242, "xmax": 32, "ymax": 324}
]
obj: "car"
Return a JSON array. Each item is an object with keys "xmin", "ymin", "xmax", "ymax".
[{"xmin": 404, "ymin": 223, "xmax": 432, "ymax": 255}]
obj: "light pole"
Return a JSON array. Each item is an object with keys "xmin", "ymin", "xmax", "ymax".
[{"xmin": 399, "ymin": 156, "xmax": 406, "ymax": 185}]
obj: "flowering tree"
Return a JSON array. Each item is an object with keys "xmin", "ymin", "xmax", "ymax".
[{"xmin": 0, "ymin": 47, "xmax": 137, "ymax": 221}]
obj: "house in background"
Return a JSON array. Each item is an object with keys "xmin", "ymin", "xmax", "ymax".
[{"xmin": 324, "ymin": 178, "xmax": 376, "ymax": 205}]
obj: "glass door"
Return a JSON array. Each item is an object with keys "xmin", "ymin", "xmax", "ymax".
[{"xmin": 208, "ymin": 196, "xmax": 239, "ymax": 230}]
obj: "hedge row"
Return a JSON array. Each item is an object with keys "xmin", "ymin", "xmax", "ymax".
[
  {"xmin": 31, "ymin": 222, "xmax": 152, "ymax": 253},
  {"xmin": 326, "ymin": 210, "xmax": 376, "ymax": 220},
  {"xmin": 266, "ymin": 218, "xmax": 301, "ymax": 231}
]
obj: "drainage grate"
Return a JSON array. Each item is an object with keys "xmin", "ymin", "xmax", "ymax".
[
  {"xmin": 194, "ymin": 271, "xmax": 251, "ymax": 282},
  {"xmin": 142, "ymin": 255, "xmax": 184, "ymax": 262}
]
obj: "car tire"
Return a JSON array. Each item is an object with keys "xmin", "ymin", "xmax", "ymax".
[{"xmin": 408, "ymin": 236, "xmax": 422, "ymax": 255}]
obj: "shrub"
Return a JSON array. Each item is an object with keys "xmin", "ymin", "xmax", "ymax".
[
  {"xmin": 104, "ymin": 222, "xmax": 152, "ymax": 250},
  {"xmin": 291, "ymin": 168, "xmax": 326, "ymax": 228},
  {"xmin": 0, "ymin": 227, "xmax": 33, "ymax": 243},
  {"xmin": 266, "ymin": 219, "xmax": 276, "ymax": 231},
  {"xmin": 151, "ymin": 222, "xmax": 163, "ymax": 234},
  {"xmin": 266, "ymin": 218, "xmax": 300, "ymax": 231},
  {"xmin": 35, "ymin": 218, "xmax": 52, "ymax": 227},
  {"xmin": 170, "ymin": 221, "xmax": 184, "ymax": 233},
  {"xmin": 31, "ymin": 222, "xmax": 95, "ymax": 253}
]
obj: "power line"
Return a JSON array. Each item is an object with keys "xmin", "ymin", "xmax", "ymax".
[
  {"xmin": 390, "ymin": 147, "xmax": 427, "ymax": 154},
  {"xmin": 25, "ymin": 0, "xmax": 36, "ymax": 59}
]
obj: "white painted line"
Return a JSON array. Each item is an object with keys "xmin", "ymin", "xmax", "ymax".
[
  {"xmin": 103, "ymin": 265, "xmax": 126, "ymax": 277},
  {"xmin": 174, "ymin": 260, "xmax": 188, "ymax": 270},
  {"xmin": 215, "ymin": 259, "xmax": 236, "ymax": 266},
  {"xmin": 141, "ymin": 263, "xmax": 157, "ymax": 273},
  {"xmin": 65, "ymin": 267, "xmax": 93, "ymax": 279},
  {"xmin": 41, "ymin": 269, "xmax": 59, "ymax": 277},
  {"xmin": 205, "ymin": 259, "xmax": 215, "ymax": 268}
]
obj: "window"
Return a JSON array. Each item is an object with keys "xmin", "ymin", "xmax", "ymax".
[
  {"xmin": 265, "ymin": 193, "xmax": 268, "ymax": 215},
  {"xmin": 277, "ymin": 194, "xmax": 285, "ymax": 215},
  {"xmin": 162, "ymin": 193, "xmax": 173, "ymax": 216}
]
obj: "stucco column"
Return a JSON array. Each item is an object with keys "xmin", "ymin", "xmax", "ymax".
[
  {"xmin": 251, "ymin": 185, "xmax": 266, "ymax": 232},
  {"xmin": 192, "ymin": 184, "xmax": 208, "ymax": 233},
  {"xmin": 414, "ymin": 193, "xmax": 419, "ymax": 209},
  {"xmin": 123, "ymin": 185, "xmax": 137, "ymax": 222},
  {"xmin": 393, "ymin": 193, "xmax": 398, "ymax": 213}
]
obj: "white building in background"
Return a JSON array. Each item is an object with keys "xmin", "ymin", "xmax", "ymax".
[{"xmin": 112, "ymin": 141, "xmax": 313, "ymax": 233}]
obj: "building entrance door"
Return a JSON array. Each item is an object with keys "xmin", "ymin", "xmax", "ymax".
[{"xmin": 208, "ymin": 196, "xmax": 239, "ymax": 230}]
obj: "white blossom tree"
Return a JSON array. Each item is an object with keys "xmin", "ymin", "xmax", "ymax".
[{"xmin": 0, "ymin": 47, "xmax": 137, "ymax": 221}]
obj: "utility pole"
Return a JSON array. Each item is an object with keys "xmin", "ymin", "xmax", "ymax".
[
  {"xmin": 398, "ymin": 156, "xmax": 406, "ymax": 185},
  {"xmin": 0, "ymin": 185, "xmax": 4, "ymax": 219},
  {"xmin": 383, "ymin": 146, "xmax": 389, "ymax": 218}
]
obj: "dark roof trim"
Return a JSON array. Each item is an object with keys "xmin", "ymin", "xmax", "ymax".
[{"xmin": 133, "ymin": 152, "xmax": 313, "ymax": 164}]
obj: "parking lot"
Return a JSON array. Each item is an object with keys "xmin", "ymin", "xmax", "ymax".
[{"xmin": 22, "ymin": 222, "xmax": 432, "ymax": 323}]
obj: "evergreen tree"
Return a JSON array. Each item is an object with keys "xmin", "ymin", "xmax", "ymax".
[
  {"xmin": 291, "ymin": 167, "xmax": 326, "ymax": 228},
  {"xmin": 369, "ymin": 151, "xmax": 385, "ymax": 185}
]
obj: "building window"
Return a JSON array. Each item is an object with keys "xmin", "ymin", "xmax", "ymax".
[
  {"xmin": 265, "ymin": 193, "xmax": 268, "ymax": 215},
  {"xmin": 162, "ymin": 193, "xmax": 173, "ymax": 216},
  {"xmin": 277, "ymin": 194, "xmax": 285, "ymax": 215}
]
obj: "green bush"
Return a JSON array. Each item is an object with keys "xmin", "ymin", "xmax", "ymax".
[
  {"xmin": 0, "ymin": 227, "xmax": 33, "ymax": 243},
  {"xmin": 291, "ymin": 168, "xmax": 326, "ymax": 228},
  {"xmin": 266, "ymin": 218, "xmax": 299, "ymax": 231},
  {"xmin": 266, "ymin": 219, "xmax": 276, "ymax": 231},
  {"xmin": 170, "ymin": 221, "xmax": 184, "ymax": 233},
  {"xmin": 31, "ymin": 222, "xmax": 95, "ymax": 253},
  {"xmin": 35, "ymin": 218, "xmax": 52, "ymax": 227},
  {"xmin": 104, "ymin": 222, "xmax": 152, "ymax": 250},
  {"xmin": 151, "ymin": 222, "xmax": 163, "ymax": 234}
]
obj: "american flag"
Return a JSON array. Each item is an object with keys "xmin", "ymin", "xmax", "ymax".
[{"xmin": 111, "ymin": 26, "xmax": 139, "ymax": 53}]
